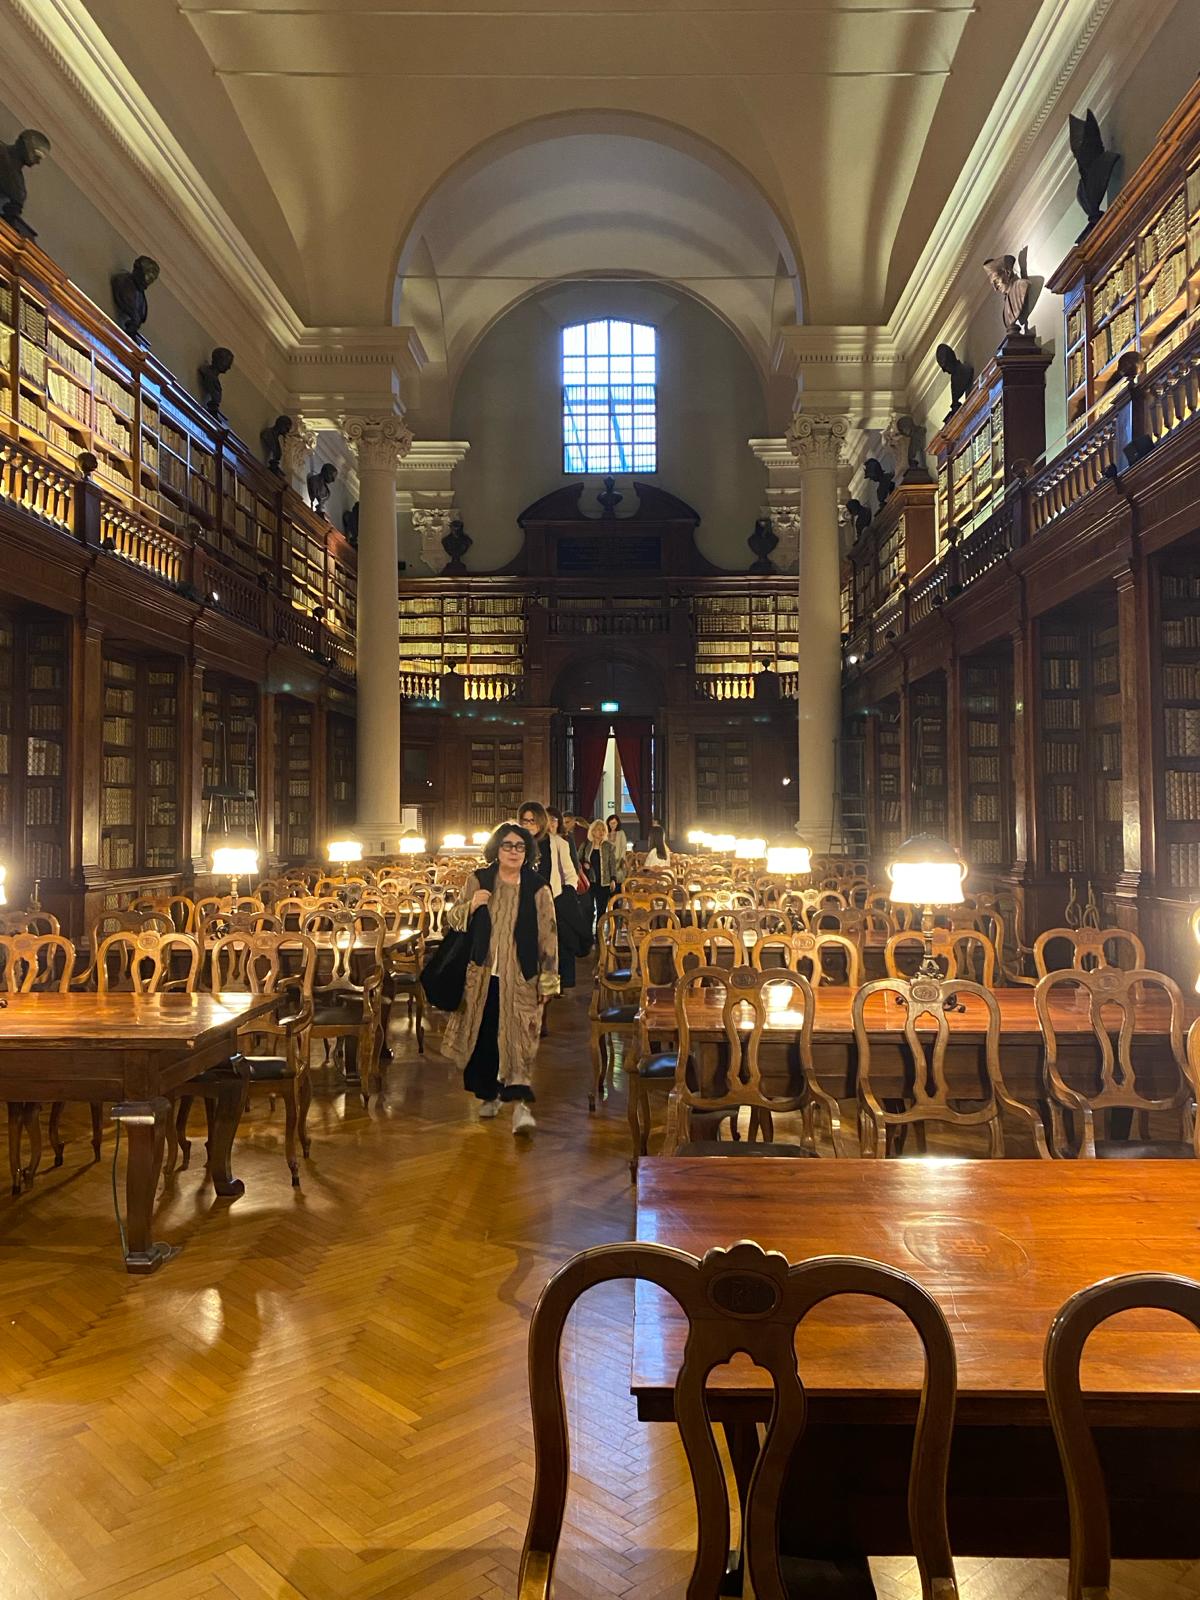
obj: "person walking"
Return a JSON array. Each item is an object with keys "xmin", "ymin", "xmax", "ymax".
[
  {"xmin": 606, "ymin": 813, "xmax": 629, "ymax": 875},
  {"xmin": 586, "ymin": 816, "xmax": 622, "ymax": 928},
  {"xmin": 547, "ymin": 806, "xmax": 581, "ymax": 877},
  {"xmin": 643, "ymin": 822, "xmax": 671, "ymax": 869},
  {"xmin": 441, "ymin": 822, "xmax": 558, "ymax": 1133},
  {"xmin": 519, "ymin": 799, "xmax": 580, "ymax": 987}
]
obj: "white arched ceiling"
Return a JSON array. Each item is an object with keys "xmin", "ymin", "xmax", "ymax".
[{"xmin": 393, "ymin": 118, "xmax": 800, "ymax": 427}]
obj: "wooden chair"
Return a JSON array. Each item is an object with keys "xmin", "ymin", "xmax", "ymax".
[
  {"xmin": 1044, "ymin": 1271, "xmax": 1200, "ymax": 1600},
  {"xmin": 176, "ymin": 932, "xmax": 316, "ymax": 1185},
  {"xmin": 95, "ymin": 929, "xmax": 201, "ymax": 994},
  {"xmin": 853, "ymin": 975, "xmax": 1052, "ymax": 1159},
  {"xmin": 130, "ymin": 893, "xmax": 197, "ymax": 933},
  {"xmin": 73, "ymin": 910, "xmax": 173, "ymax": 989},
  {"xmin": 1032, "ymin": 926, "xmax": 1147, "ymax": 978},
  {"xmin": 382, "ymin": 895, "xmax": 428, "ymax": 1054},
  {"xmin": 1035, "ymin": 966, "xmax": 1197, "ymax": 1158},
  {"xmin": 520, "ymin": 1238, "xmax": 959, "ymax": 1600},
  {"xmin": 809, "ymin": 905, "xmax": 867, "ymax": 942},
  {"xmin": 752, "ymin": 929, "xmax": 862, "ymax": 987},
  {"xmin": 589, "ymin": 910, "xmax": 648, "ymax": 1112},
  {"xmin": 0, "ymin": 909, "xmax": 62, "ymax": 936},
  {"xmin": 884, "ymin": 929, "xmax": 997, "ymax": 987},
  {"xmin": 305, "ymin": 914, "xmax": 386, "ymax": 1105},
  {"xmin": 626, "ymin": 929, "xmax": 742, "ymax": 1172},
  {"xmin": 665, "ymin": 965, "xmax": 844, "ymax": 1157},
  {"xmin": 1, "ymin": 933, "xmax": 76, "ymax": 1191}
]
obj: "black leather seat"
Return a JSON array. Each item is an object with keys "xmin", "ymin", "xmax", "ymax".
[
  {"xmin": 187, "ymin": 1056, "xmax": 291, "ymax": 1086},
  {"xmin": 598, "ymin": 1004, "xmax": 638, "ymax": 1025},
  {"xmin": 314, "ymin": 999, "xmax": 363, "ymax": 1026},
  {"xmin": 636, "ymin": 1052, "xmax": 678, "ymax": 1079}
]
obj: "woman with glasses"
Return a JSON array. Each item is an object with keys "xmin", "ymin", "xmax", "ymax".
[{"xmin": 441, "ymin": 822, "xmax": 559, "ymax": 1133}]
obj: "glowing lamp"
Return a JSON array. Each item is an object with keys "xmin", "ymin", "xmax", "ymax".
[
  {"xmin": 766, "ymin": 982, "xmax": 794, "ymax": 1013},
  {"xmin": 326, "ymin": 838, "xmax": 363, "ymax": 868},
  {"xmin": 471, "ymin": 831, "xmax": 490, "ymax": 847},
  {"xmin": 399, "ymin": 834, "xmax": 427, "ymax": 856},
  {"xmin": 0, "ymin": 863, "xmax": 7, "ymax": 907},
  {"xmin": 766, "ymin": 845, "xmax": 812, "ymax": 876},
  {"xmin": 686, "ymin": 829, "xmax": 708, "ymax": 847},
  {"xmin": 734, "ymin": 837, "xmax": 767, "ymax": 860},
  {"xmin": 709, "ymin": 833, "xmax": 737, "ymax": 853},
  {"xmin": 212, "ymin": 845, "xmax": 258, "ymax": 897},
  {"xmin": 441, "ymin": 833, "xmax": 467, "ymax": 850},
  {"xmin": 887, "ymin": 835, "xmax": 968, "ymax": 907}
]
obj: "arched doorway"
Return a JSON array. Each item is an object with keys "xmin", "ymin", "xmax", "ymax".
[{"xmin": 551, "ymin": 654, "xmax": 660, "ymax": 836}]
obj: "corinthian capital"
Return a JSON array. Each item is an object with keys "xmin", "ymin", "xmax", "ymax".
[
  {"xmin": 340, "ymin": 413, "xmax": 414, "ymax": 473},
  {"xmin": 785, "ymin": 412, "xmax": 847, "ymax": 472}
]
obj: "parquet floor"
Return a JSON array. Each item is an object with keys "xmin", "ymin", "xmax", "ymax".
[{"xmin": 0, "ymin": 965, "xmax": 1192, "ymax": 1598}]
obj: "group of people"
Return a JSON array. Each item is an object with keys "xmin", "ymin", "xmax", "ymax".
[{"xmin": 438, "ymin": 805, "xmax": 672, "ymax": 1136}]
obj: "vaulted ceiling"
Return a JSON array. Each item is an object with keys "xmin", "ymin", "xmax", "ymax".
[{"xmin": 74, "ymin": 0, "xmax": 1047, "ymax": 360}]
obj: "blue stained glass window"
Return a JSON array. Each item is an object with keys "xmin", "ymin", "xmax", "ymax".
[{"xmin": 562, "ymin": 320, "xmax": 657, "ymax": 474}]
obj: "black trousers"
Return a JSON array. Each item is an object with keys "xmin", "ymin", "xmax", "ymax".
[
  {"xmin": 592, "ymin": 884, "xmax": 611, "ymax": 929},
  {"xmin": 463, "ymin": 977, "xmax": 535, "ymax": 1103}
]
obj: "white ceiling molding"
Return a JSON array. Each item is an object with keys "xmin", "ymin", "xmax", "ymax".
[
  {"xmin": 2, "ymin": 0, "xmax": 304, "ymax": 395},
  {"xmin": 287, "ymin": 327, "xmax": 428, "ymax": 430}
]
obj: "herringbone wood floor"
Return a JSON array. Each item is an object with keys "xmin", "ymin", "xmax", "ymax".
[{"xmin": 0, "ymin": 965, "xmax": 1193, "ymax": 1598}]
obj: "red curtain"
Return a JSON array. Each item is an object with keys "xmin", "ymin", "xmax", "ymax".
[
  {"xmin": 614, "ymin": 718, "xmax": 653, "ymax": 833},
  {"xmin": 573, "ymin": 719, "xmax": 610, "ymax": 818}
]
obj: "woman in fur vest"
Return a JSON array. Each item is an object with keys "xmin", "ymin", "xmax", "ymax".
[{"xmin": 441, "ymin": 821, "xmax": 559, "ymax": 1134}]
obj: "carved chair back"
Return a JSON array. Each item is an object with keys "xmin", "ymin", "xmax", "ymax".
[
  {"xmin": 96, "ymin": 931, "xmax": 201, "ymax": 995},
  {"xmin": 884, "ymin": 929, "xmax": 997, "ymax": 987},
  {"xmin": 210, "ymin": 931, "xmax": 317, "ymax": 998},
  {"xmin": 751, "ymin": 930, "xmax": 863, "ymax": 988},
  {"xmin": 808, "ymin": 905, "xmax": 867, "ymax": 941},
  {"xmin": 1044, "ymin": 1272, "xmax": 1200, "ymax": 1600},
  {"xmin": 1032, "ymin": 926, "xmax": 1147, "ymax": 978},
  {"xmin": 0, "ymin": 910, "xmax": 61, "ymax": 937},
  {"xmin": 0, "ymin": 933, "xmax": 76, "ymax": 992},
  {"xmin": 129, "ymin": 894, "xmax": 197, "ymax": 933},
  {"xmin": 638, "ymin": 927, "xmax": 741, "ymax": 989},
  {"xmin": 521, "ymin": 1238, "xmax": 958, "ymax": 1600},
  {"xmin": 853, "ymin": 975, "xmax": 1049, "ymax": 1159},
  {"xmin": 1034, "ymin": 967, "xmax": 1195, "ymax": 1157},
  {"xmin": 670, "ymin": 966, "xmax": 843, "ymax": 1153}
]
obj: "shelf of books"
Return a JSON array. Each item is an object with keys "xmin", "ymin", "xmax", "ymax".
[
  {"xmin": 874, "ymin": 702, "xmax": 903, "ymax": 860},
  {"xmin": 328, "ymin": 713, "xmax": 355, "ymax": 829},
  {"xmin": 1038, "ymin": 621, "xmax": 1086, "ymax": 876},
  {"xmin": 99, "ymin": 652, "xmax": 180, "ymax": 873},
  {"xmin": 397, "ymin": 594, "xmax": 528, "ymax": 698},
  {"xmin": 468, "ymin": 738, "xmax": 523, "ymax": 829},
  {"xmin": 217, "ymin": 457, "xmax": 278, "ymax": 582},
  {"xmin": 1158, "ymin": 559, "xmax": 1200, "ymax": 894},
  {"xmin": 909, "ymin": 676, "xmax": 947, "ymax": 835},
  {"xmin": 140, "ymin": 382, "xmax": 218, "ymax": 536},
  {"xmin": 962, "ymin": 656, "xmax": 1014, "ymax": 872},
  {"xmin": 693, "ymin": 734, "xmax": 751, "ymax": 828},
  {"xmin": 274, "ymin": 698, "xmax": 314, "ymax": 862},
  {"xmin": 691, "ymin": 593, "xmax": 801, "ymax": 695},
  {"xmin": 22, "ymin": 618, "xmax": 68, "ymax": 886},
  {"xmin": 1090, "ymin": 617, "xmax": 1123, "ymax": 877},
  {"xmin": 201, "ymin": 673, "xmax": 257, "ymax": 853}
]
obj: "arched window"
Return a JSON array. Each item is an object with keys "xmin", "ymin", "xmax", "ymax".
[{"xmin": 562, "ymin": 319, "xmax": 657, "ymax": 474}]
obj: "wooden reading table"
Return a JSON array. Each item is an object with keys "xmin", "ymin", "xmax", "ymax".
[
  {"xmin": 0, "ymin": 991, "xmax": 275, "ymax": 1273},
  {"xmin": 634, "ymin": 1158, "xmax": 1200, "ymax": 1561}
]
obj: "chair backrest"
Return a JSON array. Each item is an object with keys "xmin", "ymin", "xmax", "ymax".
[
  {"xmin": 853, "ymin": 975, "xmax": 1048, "ymax": 1158},
  {"xmin": 752, "ymin": 929, "xmax": 862, "ymax": 987},
  {"xmin": 1032, "ymin": 926, "xmax": 1147, "ymax": 978},
  {"xmin": 1044, "ymin": 1271, "xmax": 1200, "ymax": 1600},
  {"xmin": 274, "ymin": 895, "xmax": 319, "ymax": 929},
  {"xmin": 885, "ymin": 929, "xmax": 997, "ymax": 987},
  {"xmin": 638, "ymin": 926, "xmax": 741, "ymax": 987},
  {"xmin": 521, "ymin": 1238, "xmax": 958, "ymax": 1600},
  {"xmin": 1034, "ymin": 967, "xmax": 1195, "ymax": 1155},
  {"xmin": 0, "ymin": 933, "xmax": 75, "ymax": 992},
  {"xmin": 0, "ymin": 909, "xmax": 62, "ymax": 936},
  {"xmin": 671, "ymin": 966, "xmax": 842, "ymax": 1150},
  {"xmin": 130, "ymin": 893, "xmax": 197, "ymax": 933},
  {"xmin": 199, "ymin": 910, "xmax": 282, "ymax": 947},
  {"xmin": 808, "ymin": 905, "xmax": 867, "ymax": 940},
  {"xmin": 210, "ymin": 931, "xmax": 317, "ymax": 996},
  {"xmin": 96, "ymin": 930, "xmax": 201, "ymax": 994}
]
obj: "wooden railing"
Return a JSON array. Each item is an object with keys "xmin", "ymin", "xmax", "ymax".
[
  {"xmin": 908, "ymin": 563, "xmax": 949, "ymax": 627},
  {"xmin": 99, "ymin": 494, "xmax": 187, "ymax": 586},
  {"xmin": 1027, "ymin": 407, "xmax": 1127, "ymax": 534},
  {"xmin": 1144, "ymin": 328, "xmax": 1200, "ymax": 447},
  {"xmin": 0, "ymin": 440, "xmax": 73, "ymax": 529}
]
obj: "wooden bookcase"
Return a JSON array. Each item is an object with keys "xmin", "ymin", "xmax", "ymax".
[
  {"xmin": 99, "ymin": 651, "xmax": 180, "ymax": 873},
  {"xmin": 0, "ymin": 609, "xmax": 69, "ymax": 888},
  {"xmin": 691, "ymin": 593, "xmax": 800, "ymax": 698},
  {"xmin": 909, "ymin": 675, "xmax": 947, "ymax": 833},
  {"xmin": 274, "ymin": 699, "xmax": 314, "ymax": 863},
  {"xmin": 875, "ymin": 701, "xmax": 903, "ymax": 859},
  {"xmin": 1090, "ymin": 618, "xmax": 1123, "ymax": 878},
  {"xmin": 1157, "ymin": 558, "xmax": 1200, "ymax": 893},
  {"xmin": 962, "ymin": 655, "xmax": 1014, "ymax": 872},
  {"xmin": 694, "ymin": 735, "xmax": 751, "ymax": 827},
  {"xmin": 398, "ymin": 594, "xmax": 526, "ymax": 698},
  {"xmin": 200, "ymin": 673, "xmax": 258, "ymax": 850},
  {"xmin": 467, "ymin": 738, "xmax": 523, "ymax": 828},
  {"xmin": 328, "ymin": 713, "xmax": 356, "ymax": 830}
]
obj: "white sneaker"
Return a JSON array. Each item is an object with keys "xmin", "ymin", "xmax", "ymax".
[
  {"xmin": 479, "ymin": 1099, "xmax": 501, "ymax": 1119},
  {"xmin": 512, "ymin": 1103, "xmax": 536, "ymax": 1135}
]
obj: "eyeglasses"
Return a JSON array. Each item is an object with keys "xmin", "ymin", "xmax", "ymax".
[{"xmin": 499, "ymin": 841, "xmax": 526, "ymax": 853}]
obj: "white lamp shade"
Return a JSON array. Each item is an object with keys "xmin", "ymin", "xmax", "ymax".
[
  {"xmin": 399, "ymin": 835, "xmax": 427, "ymax": 855},
  {"xmin": 326, "ymin": 838, "xmax": 363, "ymax": 863},
  {"xmin": 766, "ymin": 845, "xmax": 812, "ymax": 875},
  {"xmin": 709, "ymin": 833, "xmax": 737, "ymax": 853},
  {"xmin": 212, "ymin": 846, "xmax": 258, "ymax": 877},
  {"xmin": 441, "ymin": 833, "xmax": 467, "ymax": 849},
  {"xmin": 686, "ymin": 829, "xmax": 709, "ymax": 846},
  {"xmin": 734, "ymin": 837, "xmax": 767, "ymax": 860},
  {"xmin": 887, "ymin": 835, "xmax": 967, "ymax": 905},
  {"xmin": 471, "ymin": 831, "xmax": 490, "ymax": 846}
]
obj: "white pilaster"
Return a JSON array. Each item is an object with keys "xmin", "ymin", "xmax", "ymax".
[{"xmin": 340, "ymin": 413, "xmax": 413, "ymax": 855}]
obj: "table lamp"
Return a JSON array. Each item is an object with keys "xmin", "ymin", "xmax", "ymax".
[
  {"xmin": 734, "ymin": 837, "xmax": 767, "ymax": 861},
  {"xmin": 441, "ymin": 833, "xmax": 467, "ymax": 850},
  {"xmin": 399, "ymin": 833, "xmax": 426, "ymax": 856},
  {"xmin": 327, "ymin": 838, "xmax": 363, "ymax": 876},
  {"xmin": 887, "ymin": 833, "xmax": 967, "ymax": 992},
  {"xmin": 471, "ymin": 831, "xmax": 490, "ymax": 847},
  {"xmin": 766, "ymin": 844, "xmax": 812, "ymax": 876},
  {"xmin": 212, "ymin": 844, "xmax": 259, "ymax": 899}
]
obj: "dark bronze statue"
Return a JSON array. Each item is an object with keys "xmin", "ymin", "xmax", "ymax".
[
  {"xmin": 936, "ymin": 342, "xmax": 975, "ymax": 422},
  {"xmin": 260, "ymin": 414, "xmax": 292, "ymax": 474},
  {"xmin": 197, "ymin": 346, "xmax": 234, "ymax": 419},
  {"xmin": 747, "ymin": 516, "xmax": 779, "ymax": 574},
  {"xmin": 442, "ymin": 517, "xmax": 472, "ymax": 575},
  {"xmin": 863, "ymin": 457, "xmax": 894, "ymax": 513},
  {"xmin": 984, "ymin": 253, "xmax": 1033, "ymax": 337},
  {"xmin": 307, "ymin": 462, "xmax": 337, "ymax": 518},
  {"xmin": 0, "ymin": 129, "xmax": 51, "ymax": 240},
  {"xmin": 1069, "ymin": 110, "xmax": 1120, "ymax": 241},
  {"xmin": 844, "ymin": 497, "xmax": 871, "ymax": 538},
  {"xmin": 111, "ymin": 256, "xmax": 159, "ymax": 343},
  {"xmin": 342, "ymin": 500, "xmax": 359, "ymax": 546}
]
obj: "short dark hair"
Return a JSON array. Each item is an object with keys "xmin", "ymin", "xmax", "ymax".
[
  {"xmin": 483, "ymin": 822, "xmax": 533, "ymax": 865},
  {"xmin": 518, "ymin": 799, "xmax": 548, "ymax": 833}
]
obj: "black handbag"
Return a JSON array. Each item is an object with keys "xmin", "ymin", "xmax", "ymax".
[
  {"xmin": 420, "ymin": 928, "xmax": 472, "ymax": 1012},
  {"xmin": 555, "ymin": 887, "xmax": 593, "ymax": 960}
]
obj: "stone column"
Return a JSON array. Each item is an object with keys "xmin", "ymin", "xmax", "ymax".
[
  {"xmin": 785, "ymin": 412, "xmax": 848, "ymax": 849},
  {"xmin": 340, "ymin": 414, "xmax": 413, "ymax": 854}
]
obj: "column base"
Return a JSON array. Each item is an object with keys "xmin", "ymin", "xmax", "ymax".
[{"xmin": 355, "ymin": 822, "xmax": 407, "ymax": 856}]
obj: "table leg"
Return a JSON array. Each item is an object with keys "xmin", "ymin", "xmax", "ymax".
[
  {"xmin": 722, "ymin": 1420, "xmax": 759, "ymax": 1595},
  {"xmin": 111, "ymin": 1098, "xmax": 174, "ymax": 1274},
  {"xmin": 207, "ymin": 1059, "xmax": 249, "ymax": 1199}
]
